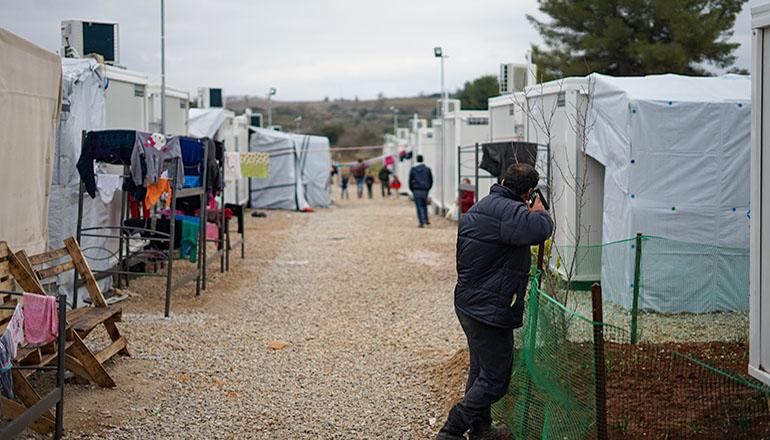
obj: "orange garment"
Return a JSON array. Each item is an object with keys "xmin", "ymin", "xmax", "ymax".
[{"xmin": 145, "ymin": 178, "xmax": 172, "ymax": 208}]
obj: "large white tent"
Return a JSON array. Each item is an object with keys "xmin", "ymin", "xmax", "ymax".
[
  {"xmin": 249, "ymin": 128, "xmax": 332, "ymax": 210},
  {"xmin": 586, "ymin": 73, "xmax": 751, "ymax": 313},
  {"xmin": 0, "ymin": 28, "xmax": 61, "ymax": 254},
  {"xmin": 290, "ymin": 133, "xmax": 332, "ymax": 208}
]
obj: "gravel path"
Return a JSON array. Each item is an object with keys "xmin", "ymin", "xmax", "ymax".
[{"xmin": 47, "ymin": 197, "xmax": 465, "ymax": 439}]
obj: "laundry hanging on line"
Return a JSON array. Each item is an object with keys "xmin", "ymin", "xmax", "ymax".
[
  {"xmin": 240, "ymin": 152, "xmax": 270, "ymax": 178},
  {"xmin": 95, "ymin": 174, "xmax": 122, "ymax": 204}
]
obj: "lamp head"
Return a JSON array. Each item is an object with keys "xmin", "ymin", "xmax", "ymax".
[
  {"xmin": 434, "ymin": 47, "xmax": 443, "ymax": 58},
  {"xmin": 269, "ymin": 87, "xmax": 277, "ymax": 96}
]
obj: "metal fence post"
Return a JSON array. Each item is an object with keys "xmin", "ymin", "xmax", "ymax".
[
  {"xmin": 631, "ymin": 232, "xmax": 643, "ymax": 344},
  {"xmin": 592, "ymin": 283, "xmax": 608, "ymax": 440}
]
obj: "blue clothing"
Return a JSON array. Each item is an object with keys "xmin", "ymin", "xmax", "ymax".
[
  {"xmin": 454, "ymin": 184, "xmax": 553, "ymax": 328},
  {"xmin": 413, "ymin": 190, "xmax": 429, "ymax": 226},
  {"xmin": 408, "ymin": 163, "xmax": 433, "ymax": 192}
]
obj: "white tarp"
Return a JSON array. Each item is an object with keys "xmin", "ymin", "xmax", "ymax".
[
  {"xmin": 291, "ymin": 134, "xmax": 332, "ymax": 208},
  {"xmin": 249, "ymin": 127, "xmax": 310, "ymax": 211},
  {"xmin": 586, "ymin": 73, "xmax": 751, "ymax": 313},
  {"xmin": 0, "ymin": 28, "xmax": 61, "ymax": 254},
  {"xmin": 188, "ymin": 108, "xmax": 226, "ymax": 138},
  {"xmin": 48, "ymin": 58, "xmax": 114, "ymax": 304}
]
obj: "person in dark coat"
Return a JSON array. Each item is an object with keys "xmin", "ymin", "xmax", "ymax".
[
  {"xmin": 378, "ymin": 166, "xmax": 392, "ymax": 197},
  {"xmin": 408, "ymin": 155, "xmax": 433, "ymax": 227},
  {"xmin": 437, "ymin": 163, "xmax": 553, "ymax": 440}
]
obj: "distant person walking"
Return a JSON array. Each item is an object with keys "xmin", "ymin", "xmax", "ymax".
[
  {"xmin": 365, "ymin": 172, "xmax": 375, "ymax": 199},
  {"xmin": 379, "ymin": 166, "xmax": 392, "ymax": 197},
  {"xmin": 340, "ymin": 174, "xmax": 350, "ymax": 199},
  {"xmin": 352, "ymin": 159, "xmax": 367, "ymax": 199},
  {"xmin": 409, "ymin": 155, "xmax": 433, "ymax": 228}
]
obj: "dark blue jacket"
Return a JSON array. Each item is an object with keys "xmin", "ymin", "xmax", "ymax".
[
  {"xmin": 454, "ymin": 184, "xmax": 554, "ymax": 328},
  {"xmin": 409, "ymin": 164, "xmax": 433, "ymax": 192}
]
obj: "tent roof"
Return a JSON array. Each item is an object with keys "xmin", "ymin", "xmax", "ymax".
[
  {"xmin": 188, "ymin": 108, "xmax": 228, "ymax": 138},
  {"xmin": 591, "ymin": 73, "xmax": 750, "ymax": 103}
]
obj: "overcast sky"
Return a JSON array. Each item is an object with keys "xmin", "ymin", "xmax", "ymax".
[{"xmin": 0, "ymin": 0, "xmax": 762, "ymax": 101}]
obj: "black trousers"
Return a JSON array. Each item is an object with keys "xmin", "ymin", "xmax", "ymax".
[
  {"xmin": 381, "ymin": 182, "xmax": 391, "ymax": 197},
  {"xmin": 451, "ymin": 308, "xmax": 514, "ymax": 428}
]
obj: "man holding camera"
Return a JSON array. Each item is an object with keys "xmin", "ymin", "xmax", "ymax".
[{"xmin": 437, "ymin": 163, "xmax": 553, "ymax": 440}]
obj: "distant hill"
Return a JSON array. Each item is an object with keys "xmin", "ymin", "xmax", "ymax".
[{"xmin": 225, "ymin": 94, "xmax": 439, "ymax": 158}]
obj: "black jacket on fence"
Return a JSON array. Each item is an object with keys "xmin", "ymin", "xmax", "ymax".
[
  {"xmin": 454, "ymin": 184, "xmax": 553, "ymax": 329},
  {"xmin": 408, "ymin": 164, "xmax": 433, "ymax": 192}
]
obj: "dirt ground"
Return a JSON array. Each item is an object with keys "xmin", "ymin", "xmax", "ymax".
[{"xmin": 18, "ymin": 195, "xmax": 468, "ymax": 439}]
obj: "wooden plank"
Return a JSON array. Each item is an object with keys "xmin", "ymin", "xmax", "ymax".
[
  {"xmin": 69, "ymin": 306, "xmax": 121, "ymax": 333},
  {"xmin": 27, "ymin": 247, "xmax": 69, "ymax": 266},
  {"xmin": 102, "ymin": 317, "xmax": 130, "ymax": 356},
  {"xmin": 64, "ymin": 353, "xmax": 93, "ymax": 385},
  {"xmin": 66, "ymin": 332, "xmax": 116, "ymax": 388},
  {"xmin": 36, "ymin": 260, "xmax": 75, "ymax": 280},
  {"xmin": 8, "ymin": 251, "xmax": 46, "ymax": 294},
  {"xmin": 64, "ymin": 237, "xmax": 108, "ymax": 307},
  {"xmin": 11, "ymin": 369, "xmax": 55, "ymax": 421},
  {"xmin": 0, "ymin": 389, "xmax": 61, "ymax": 437},
  {"xmin": 0, "ymin": 396, "xmax": 55, "ymax": 434},
  {"xmin": 95, "ymin": 336, "xmax": 127, "ymax": 364}
]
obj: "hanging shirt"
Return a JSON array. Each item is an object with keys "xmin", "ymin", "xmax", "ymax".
[
  {"xmin": 0, "ymin": 333, "xmax": 13, "ymax": 399},
  {"xmin": 6, "ymin": 304, "xmax": 23, "ymax": 356},
  {"xmin": 145, "ymin": 178, "xmax": 172, "ymax": 209},
  {"xmin": 96, "ymin": 174, "xmax": 122, "ymax": 204},
  {"xmin": 130, "ymin": 132, "xmax": 184, "ymax": 190}
]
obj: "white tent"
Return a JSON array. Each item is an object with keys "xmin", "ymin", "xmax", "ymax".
[
  {"xmin": 290, "ymin": 133, "xmax": 331, "ymax": 208},
  {"xmin": 188, "ymin": 108, "xmax": 227, "ymax": 138},
  {"xmin": 249, "ymin": 127, "xmax": 310, "ymax": 211},
  {"xmin": 586, "ymin": 73, "xmax": 751, "ymax": 313},
  {"xmin": 0, "ymin": 28, "xmax": 61, "ymax": 254},
  {"xmin": 47, "ymin": 58, "xmax": 117, "ymax": 303}
]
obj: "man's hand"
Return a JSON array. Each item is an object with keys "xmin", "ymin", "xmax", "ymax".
[{"xmin": 529, "ymin": 195, "xmax": 545, "ymax": 212}]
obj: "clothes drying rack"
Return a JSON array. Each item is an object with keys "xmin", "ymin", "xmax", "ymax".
[
  {"xmin": 74, "ymin": 130, "xmax": 208, "ymax": 317},
  {"xmin": 0, "ymin": 291, "xmax": 66, "ymax": 439}
]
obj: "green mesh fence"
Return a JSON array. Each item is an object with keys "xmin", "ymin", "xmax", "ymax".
[{"xmin": 491, "ymin": 256, "xmax": 770, "ymax": 439}]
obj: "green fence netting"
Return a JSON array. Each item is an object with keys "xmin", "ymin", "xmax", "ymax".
[{"xmin": 492, "ymin": 256, "xmax": 770, "ymax": 439}]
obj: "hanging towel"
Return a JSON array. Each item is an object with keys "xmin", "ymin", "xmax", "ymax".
[
  {"xmin": 145, "ymin": 178, "xmax": 172, "ymax": 209},
  {"xmin": 240, "ymin": 152, "xmax": 270, "ymax": 178},
  {"xmin": 96, "ymin": 173, "xmax": 122, "ymax": 204},
  {"xmin": 224, "ymin": 152, "xmax": 243, "ymax": 182},
  {"xmin": 206, "ymin": 222, "xmax": 219, "ymax": 241},
  {"xmin": 384, "ymin": 155, "xmax": 395, "ymax": 166},
  {"xmin": 22, "ymin": 293, "xmax": 59, "ymax": 345}
]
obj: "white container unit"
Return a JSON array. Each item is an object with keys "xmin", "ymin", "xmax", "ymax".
[
  {"xmin": 147, "ymin": 84, "xmax": 189, "ymax": 135},
  {"xmin": 523, "ymin": 78, "xmax": 605, "ymax": 283},
  {"xmin": 104, "ymin": 65, "xmax": 148, "ymax": 131},
  {"xmin": 432, "ymin": 106, "xmax": 491, "ymax": 213},
  {"xmin": 488, "ymin": 93, "xmax": 526, "ymax": 143},
  {"xmin": 751, "ymin": 2, "xmax": 770, "ymax": 386}
]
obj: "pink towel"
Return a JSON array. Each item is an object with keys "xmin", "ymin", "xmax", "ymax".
[
  {"xmin": 22, "ymin": 293, "xmax": 58, "ymax": 345},
  {"xmin": 206, "ymin": 222, "xmax": 219, "ymax": 241}
]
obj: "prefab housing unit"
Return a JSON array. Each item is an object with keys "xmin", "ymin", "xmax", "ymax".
[
  {"xmin": 147, "ymin": 84, "xmax": 189, "ymax": 135},
  {"xmin": 524, "ymin": 78, "xmax": 605, "ymax": 283},
  {"xmin": 751, "ymin": 2, "xmax": 770, "ymax": 387},
  {"xmin": 432, "ymin": 104, "xmax": 491, "ymax": 213},
  {"xmin": 488, "ymin": 93, "xmax": 526, "ymax": 143},
  {"xmin": 104, "ymin": 65, "xmax": 148, "ymax": 131}
]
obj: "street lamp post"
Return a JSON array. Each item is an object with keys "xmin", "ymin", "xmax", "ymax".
[
  {"xmin": 267, "ymin": 87, "xmax": 277, "ymax": 128},
  {"xmin": 434, "ymin": 46, "xmax": 448, "ymax": 215},
  {"xmin": 160, "ymin": 0, "xmax": 166, "ymax": 133},
  {"xmin": 389, "ymin": 106, "xmax": 399, "ymax": 136}
]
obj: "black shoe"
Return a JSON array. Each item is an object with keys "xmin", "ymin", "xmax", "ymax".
[
  {"xmin": 468, "ymin": 423, "xmax": 511, "ymax": 440},
  {"xmin": 425, "ymin": 221, "xmax": 431, "ymax": 225},
  {"xmin": 418, "ymin": 224, "xmax": 424, "ymax": 228},
  {"xmin": 437, "ymin": 407, "xmax": 469, "ymax": 440}
]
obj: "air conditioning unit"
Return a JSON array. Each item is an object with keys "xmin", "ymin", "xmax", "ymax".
[
  {"xmin": 250, "ymin": 113, "xmax": 263, "ymax": 128},
  {"xmin": 197, "ymin": 87, "xmax": 224, "ymax": 108},
  {"xmin": 499, "ymin": 63, "xmax": 528, "ymax": 95},
  {"xmin": 61, "ymin": 20, "xmax": 120, "ymax": 64}
]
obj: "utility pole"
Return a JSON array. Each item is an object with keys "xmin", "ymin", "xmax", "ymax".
[
  {"xmin": 160, "ymin": 0, "xmax": 166, "ymax": 133},
  {"xmin": 435, "ymin": 46, "xmax": 448, "ymax": 215}
]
